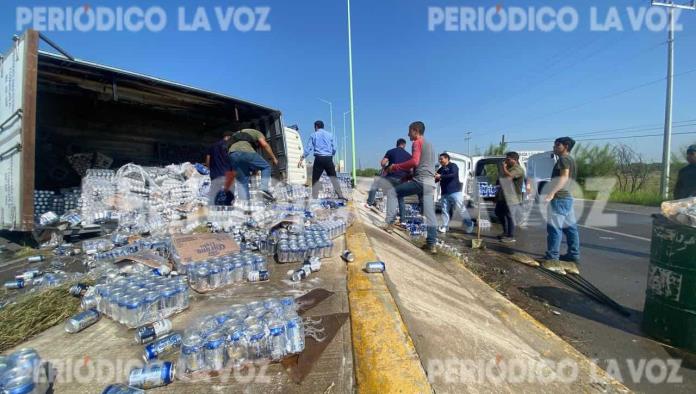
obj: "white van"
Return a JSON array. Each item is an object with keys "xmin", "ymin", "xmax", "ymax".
[{"xmin": 525, "ymin": 151, "xmax": 557, "ymax": 200}]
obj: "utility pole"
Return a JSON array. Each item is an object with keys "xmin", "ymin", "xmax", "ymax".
[
  {"xmin": 464, "ymin": 131, "xmax": 472, "ymax": 157},
  {"xmin": 652, "ymin": 1, "xmax": 695, "ymax": 199}
]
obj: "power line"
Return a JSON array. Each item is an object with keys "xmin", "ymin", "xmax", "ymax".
[
  {"xmin": 474, "ymin": 37, "xmax": 666, "ymax": 128},
  {"xmin": 509, "ymin": 130, "xmax": 696, "ymax": 144},
  {"xmin": 507, "ymin": 119, "xmax": 696, "ymax": 144},
  {"xmin": 500, "ymin": 66, "xmax": 696, "ymax": 130}
]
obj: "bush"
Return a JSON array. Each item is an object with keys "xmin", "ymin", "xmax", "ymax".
[
  {"xmin": 574, "ymin": 144, "xmax": 616, "ymax": 186},
  {"xmin": 356, "ymin": 168, "xmax": 380, "ymax": 177}
]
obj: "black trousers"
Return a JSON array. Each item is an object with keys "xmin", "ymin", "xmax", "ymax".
[
  {"xmin": 312, "ymin": 155, "xmax": 344, "ymax": 198},
  {"xmin": 495, "ymin": 199, "xmax": 515, "ymax": 238}
]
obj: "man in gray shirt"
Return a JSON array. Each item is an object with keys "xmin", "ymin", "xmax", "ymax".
[{"xmin": 383, "ymin": 121, "xmax": 438, "ymax": 254}]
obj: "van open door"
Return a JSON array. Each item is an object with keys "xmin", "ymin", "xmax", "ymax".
[
  {"xmin": 283, "ymin": 127, "xmax": 306, "ymax": 185},
  {"xmin": 0, "ymin": 31, "xmax": 38, "ymax": 231}
]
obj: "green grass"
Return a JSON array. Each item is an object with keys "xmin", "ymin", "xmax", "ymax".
[{"xmin": 608, "ymin": 190, "xmax": 664, "ymax": 207}]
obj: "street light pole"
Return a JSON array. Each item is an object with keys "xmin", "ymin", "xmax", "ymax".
[
  {"xmin": 652, "ymin": 1, "xmax": 695, "ymax": 199},
  {"xmin": 319, "ymin": 98, "xmax": 336, "ymax": 165},
  {"xmin": 347, "ymin": 0, "xmax": 357, "ymax": 183}
]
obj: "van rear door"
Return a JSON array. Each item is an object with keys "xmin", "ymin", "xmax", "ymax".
[
  {"xmin": 0, "ymin": 31, "xmax": 38, "ymax": 230},
  {"xmin": 283, "ymin": 127, "xmax": 306, "ymax": 185}
]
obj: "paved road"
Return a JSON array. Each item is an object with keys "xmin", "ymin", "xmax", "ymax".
[
  {"xmin": 357, "ymin": 177, "xmax": 696, "ymax": 392},
  {"xmin": 479, "ymin": 199, "xmax": 657, "ymax": 312}
]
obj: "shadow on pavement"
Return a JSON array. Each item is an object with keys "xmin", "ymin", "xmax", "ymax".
[
  {"xmin": 521, "ymin": 286, "xmax": 644, "ymax": 337},
  {"xmin": 580, "ymin": 242, "xmax": 650, "ymax": 259}
]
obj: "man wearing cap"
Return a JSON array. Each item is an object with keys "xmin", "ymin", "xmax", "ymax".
[{"xmin": 674, "ymin": 144, "xmax": 696, "ymax": 200}]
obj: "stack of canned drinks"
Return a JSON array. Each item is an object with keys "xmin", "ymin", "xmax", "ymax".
[
  {"xmin": 82, "ymin": 238, "xmax": 114, "ymax": 255},
  {"xmin": 311, "ymin": 219, "xmax": 347, "ymax": 239},
  {"xmin": 91, "ymin": 236, "xmax": 171, "ymax": 261},
  {"xmin": 316, "ymin": 173, "xmax": 352, "ymax": 199},
  {"xmin": 0, "ymin": 348, "xmax": 48, "ymax": 394},
  {"xmin": 80, "ymin": 169, "xmax": 117, "ymax": 225},
  {"xmin": 93, "ymin": 273, "xmax": 190, "ymax": 328},
  {"xmin": 33, "ymin": 190, "xmax": 55, "ymax": 221},
  {"xmin": 177, "ymin": 296, "xmax": 305, "ymax": 376},
  {"xmin": 275, "ymin": 227, "xmax": 334, "ymax": 263},
  {"xmin": 184, "ymin": 251, "xmax": 270, "ymax": 293},
  {"xmin": 273, "ymin": 184, "xmax": 310, "ymax": 201}
]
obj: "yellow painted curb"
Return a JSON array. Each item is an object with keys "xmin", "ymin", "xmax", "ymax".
[{"xmin": 345, "ymin": 211, "xmax": 432, "ymax": 394}]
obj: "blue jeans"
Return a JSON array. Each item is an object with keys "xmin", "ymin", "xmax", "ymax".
[
  {"xmin": 367, "ymin": 176, "xmax": 405, "ymax": 216},
  {"xmin": 440, "ymin": 192, "xmax": 474, "ymax": 231},
  {"xmin": 229, "ymin": 151, "xmax": 271, "ymax": 201},
  {"xmin": 545, "ymin": 198, "xmax": 580, "ymax": 261},
  {"xmin": 386, "ymin": 181, "xmax": 437, "ymax": 246}
]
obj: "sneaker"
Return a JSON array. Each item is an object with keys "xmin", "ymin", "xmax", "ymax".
[
  {"xmin": 364, "ymin": 202, "xmax": 375, "ymax": 209},
  {"xmin": 501, "ymin": 237, "xmax": 517, "ymax": 243},
  {"xmin": 560, "ymin": 254, "xmax": 581, "ymax": 264},
  {"xmin": 421, "ymin": 244, "xmax": 437, "ymax": 254},
  {"xmin": 559, "ymin": 260, "xmax": 580, "ymax": 275},
  {"xmin": 438, "ymin": 226, "xmax": 447, "ymax": 234},
  {"xmin": 378, "ymin": 223, "xmax": 397, "ymax": 234},
  {"xmin": 541, "ymin": 259, "xmax": 566, "ymax": 275},
  {"xmin": 496, "ymin": 234, "xmax": 505, "ymax": 240},
  {"xmin": 463, "ymin": 225, "xmax": 475, "ymax": 234},
  {"xmin": 260, "ymin": 190, "xmax": 276, "ymax": 202}
]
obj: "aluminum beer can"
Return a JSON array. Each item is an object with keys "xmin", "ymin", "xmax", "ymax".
[
  {"xmin": 101, "ymin": 383, "xmax": 145, "ymax": 394},
  {"xmin": 247, "ymin": 270, "xmax": 270, "ymax": 282},
  {"xmin": 341, "ymin": 250, "xmax": 355, "ymax": 262},
  {"xmin": 127, "ymin": 361, "xmax": 174, "ymax": 390},
  {"xmin": 143, "ymin": 333, "xmax": 182, "ymax": 362},
  {"xmin": 364, "ymin": 261, "xmax": 385, "ymax": 273},
  {"xmin": 134, "ymin": 320, "xmax": 173, "ymax": 345},
  {"xmin": 69, "ymin": 283, "xmax": 89, "ymax": 297},
  {"xmin": 4, "ymin": 279, "xmax": 25, "ymax": 290},
  {"xmin": 3, "ymin": 375, "xmax": 35, "ymax": 394}
]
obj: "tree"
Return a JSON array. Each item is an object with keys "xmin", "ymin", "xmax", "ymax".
[
  {"xmin": 484, "ymin": 142, "xmax": 508, "ymax": 156},
  {"xmin": 613, "ymin": 144, "xmax": 650, "ymax": 193},
  {"xmin": 573, "ymin": 144, "xmax": 616, "ymax": 186}
]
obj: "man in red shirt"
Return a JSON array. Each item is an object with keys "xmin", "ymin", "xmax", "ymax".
[{"xmin": 383, "ymin": 121, "xmax": 438, "ymax": 254}]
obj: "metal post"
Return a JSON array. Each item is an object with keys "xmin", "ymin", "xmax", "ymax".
[
  {"xmin": 652, "ymin": 1, "xmax": 695, "ymax": 198},
  {"xmin": 343, "ymin": 111, "xmax": 350, "ymax": 171},
  {"xmin": 319, "ymin": 98, "xmax": 336, "ymax": 165},
  {"xmin": 660, "ymin": 7, "xmax": 675, "ymax": 199},
  {"xmin": 347, "ymin": 0, "xmax": 357, "ymax": 182},
  {"xmin": 465, "ymin": 131, "xmax": 472, "ymax": 157}
]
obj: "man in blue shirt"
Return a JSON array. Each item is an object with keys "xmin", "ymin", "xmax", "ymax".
[
  {"xmin": 298, "ymin": 120, "xmax": 346, "ymax": 199},
  {"xmin": 436, "ymin": 153, "xmax": 474, "ymax": 234},
  {"xmin": 205, "ymin": 131, "xmax": 234, "ymax": 205},
  {"xmin": 366, "ymin": 139, "xmax": 411, "ymax": 218}
]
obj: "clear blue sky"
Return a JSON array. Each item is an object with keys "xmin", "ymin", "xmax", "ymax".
[{"xmin": 2, "ymin": 0, "xmax": 695, "ymax": 169}]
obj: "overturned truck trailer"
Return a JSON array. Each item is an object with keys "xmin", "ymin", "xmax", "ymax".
[{"xmin": 1, "ymin": 30, "xmax": 304, "ymax": 231}]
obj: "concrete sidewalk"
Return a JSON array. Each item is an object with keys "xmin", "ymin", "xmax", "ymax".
[{"xmin": 353, "ymin": 195, "xmax": 628, "ymax": 393}]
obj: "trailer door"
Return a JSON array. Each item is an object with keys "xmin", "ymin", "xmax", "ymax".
[{"xmin": 0, "ymin": 31, "xmax": 38, "ymax": 230}]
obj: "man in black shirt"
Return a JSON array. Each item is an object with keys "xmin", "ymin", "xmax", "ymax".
[
  {"xmin": 206, "ymin": 131, "xmax": 234, "ymax": 205},
  {"xmin": 674, "ymin": 144, "xmax": 696, "ymax": 200},
  {"xmin": 543, "ymin": 137, "xmax": 580, "ymax": 275},
  {"xmin": 366, "ymin": 139, "xmax": 412, "ymax": 219}
]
